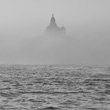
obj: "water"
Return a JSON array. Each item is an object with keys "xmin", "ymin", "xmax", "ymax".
[{"xmin": 0, "ymin": 65, "xmax": 110, "ymax": 110}]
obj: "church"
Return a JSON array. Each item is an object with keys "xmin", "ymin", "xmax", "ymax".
[{"xmin": 45, "ymin": 14, "xmax": 66, "ymax": 36}]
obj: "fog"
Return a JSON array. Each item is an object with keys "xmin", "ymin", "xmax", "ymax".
[{"xmin": 0, "ymin": 0, "xmax": 110, "ymax": 65}]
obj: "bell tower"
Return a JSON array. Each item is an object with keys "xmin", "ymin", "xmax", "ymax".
[{"xmin": 50, "ymin": 14, "xmax": 57, "ymax": 27}]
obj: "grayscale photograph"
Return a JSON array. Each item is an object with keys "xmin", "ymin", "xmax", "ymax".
[{"xmin": 0, "ymin": 0, "xmax": 110, "ymax": 110}]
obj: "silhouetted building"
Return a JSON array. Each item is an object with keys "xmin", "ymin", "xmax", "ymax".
[{"xmin": 45, "ymin": 14, "xmax": 66, "ymax": 36}]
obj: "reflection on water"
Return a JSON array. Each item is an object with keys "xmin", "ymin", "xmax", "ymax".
[{"xmin": 0, "ymin": 65, "xmax": 110, "ymax": 110}]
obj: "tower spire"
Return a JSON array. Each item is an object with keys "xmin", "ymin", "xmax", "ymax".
[{"xmin": 50, "ymin": 13, "xmax": 56, "ymax": 24}]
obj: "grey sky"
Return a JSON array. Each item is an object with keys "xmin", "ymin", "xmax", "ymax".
[{"xmin": 0, "ymin": 0, "xmax": 110, "ymax": 65}]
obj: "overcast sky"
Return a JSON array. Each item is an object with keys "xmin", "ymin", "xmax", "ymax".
[{"xmin": 0, "ymin": 0, "xmax": 110, "ymax": 65}]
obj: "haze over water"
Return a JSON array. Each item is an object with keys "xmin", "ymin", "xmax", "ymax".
[{"xmin": 0, "ymin": 0, "xmax": 110, "ymax": 65}]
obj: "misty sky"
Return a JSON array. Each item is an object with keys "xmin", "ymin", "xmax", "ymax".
[{"xmin": 0, "ymin": 0, "xmax": 110, "ymax": 65}]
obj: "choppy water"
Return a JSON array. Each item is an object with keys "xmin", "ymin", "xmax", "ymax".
[{"xmin": 0, "ymin": 65, "xmax": 110, "ymax": 110}]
